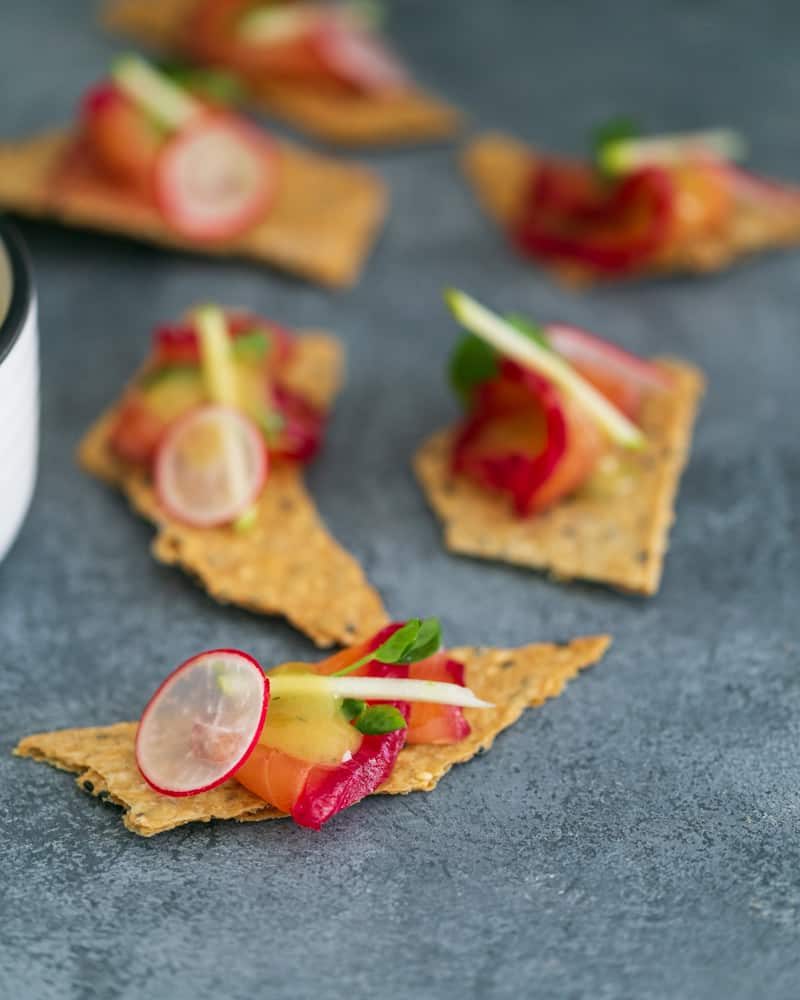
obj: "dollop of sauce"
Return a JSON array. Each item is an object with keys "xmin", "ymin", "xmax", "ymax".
[{"xmin": 261, "ymin": 663, "xmax": 362, "ymax": 766}]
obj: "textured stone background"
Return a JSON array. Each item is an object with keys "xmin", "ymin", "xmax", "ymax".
[{"xmin": 1, "ymin": 1, "xmax": 799, "ymax": 998}]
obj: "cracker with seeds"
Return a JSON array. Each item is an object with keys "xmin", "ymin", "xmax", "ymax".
[
  {"xmin": 0, "ymin": 128, "xmax": 386, "ymax": 288},
  {"xmin": 14, "ymin": 635, "xmax": 610, "ymax": 836},
  {"xmin": 103, "ymin": 0, "xmax": 460, "ymax": 146},
  {"xmin": 463, "ymin": 132, "xmax": 800, "ymax": 285},
  {"xmin": 79, "ymin": 329, "xmax": 388, "ymax": 647}
]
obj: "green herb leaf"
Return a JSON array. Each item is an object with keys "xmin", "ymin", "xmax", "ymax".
[
  {"xmin": 400, "ymin": 617, "xmax": 442, "ymax": 663},
  {"xmin": 340, "ymin": 698, "xmax": 366, "ymax": 722},
  {"xmin": 372, "ymin": 620, "xmax": 422, "ymax": 663},
  {"xmin": 592, "ymin": 116, "xmax": 640, "ymax": 175},
  {"xmin": 232, "ymin": 329, "xmax": 271, "ymax": 362},
  {"xmin": 159, "ymin": 63, "xmax": 246, "ymax": 106},
  {"xmin": 332, "ymin": 618, "xmax": 443, "ymax": 677},
  {"xmin": 450, "ymin": 333, "xmax": 498, "ymax": 405},
  {"xmin": 354, "ymin": 705, "xmax": 407, "ymax": 735}
]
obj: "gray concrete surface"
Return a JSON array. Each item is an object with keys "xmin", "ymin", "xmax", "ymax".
[{"xmin": 1, "ymin": 1, "xmax": 798, "ymax": 997}]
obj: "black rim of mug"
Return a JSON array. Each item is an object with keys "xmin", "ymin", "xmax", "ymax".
[{"xmin": 0, "ymin": 219, "xmax": 33, "ymax": 368}]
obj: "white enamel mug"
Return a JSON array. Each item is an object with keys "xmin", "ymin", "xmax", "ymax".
[{"xmin": 0, "ymin": 221, "xmax": 39, "ymax": 563}]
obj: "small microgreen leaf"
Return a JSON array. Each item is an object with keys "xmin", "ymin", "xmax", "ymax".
[
  {"xmin": 159, "ymin": 63, "xmax": 246, "ymax": 106},
  {"xmin": 340, "ymin": 698, "xmax": 366, "ymax": 722},
  {"xmin": 354, "ymin": 705, "xmax": 407, "ymax": 735},
  {"xmin": 449, "ymin": 333, "xmax": 498, "ymax": 405},
  {"xmin": 332, "ymin": 618, "xmax": 443, "ymax": 677},
  {"xmin": 400, "ymin": 617, "xmax": 442, "ymax": 663},
  {"xmin": 372, "ymin": 620, "xmax": 422, "ymax": 663},
  {"xmin": 592, "ymin": 116, "xmax": 640, "ymax": 175},
  {"xmin": 232, "ymin": 329, "xmax": 271, "ymax": 362}
]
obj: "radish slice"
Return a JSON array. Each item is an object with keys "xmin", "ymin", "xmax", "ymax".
[
  {"xmin": 155, "ymin": 404, "xmax": 267, "ymax": 527},
  {"xmin": 136, "ymin": 648, "xmax": 268, "ymax": 796},
  {"xmin": 545, "ymin": 324, "xmax": 672, "ymax": 392},
  {"xmin": 315, "ymin": 15, "xmax": 409, "ymax": 92},
  {"xmin": 722, "ymin": 164, "xmax": 800, "ymax": 207},
  {"xmin": 155, "ymin": 117, "xmax": 276, "ymax": 241}
]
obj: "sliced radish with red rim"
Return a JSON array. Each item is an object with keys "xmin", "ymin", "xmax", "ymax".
[
  {"xmin": 314, "ymin": 15, "xmax": 409, "ymax": 93},
  {"xmin": 155, "ymin": 404, "xmax": 268, "ymax": 527},
  {"xmin": 156, "ymin": 116, "xmax": 277, "ymax": 241},
  {"xmin": 545, "ymin": 324, "xmax": 672, "ymax": 391},
  {"xmin": 722, "ymin": 164, "xmax": 800, "ymax": 206},
  {"xmin": 136, "ymin": 648, "xmax": 269, "ymax": 796}
]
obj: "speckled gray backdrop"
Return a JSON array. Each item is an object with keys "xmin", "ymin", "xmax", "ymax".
[{"xmin": 1, "ymin": 1, "xmax": 798, "ymax": 998}]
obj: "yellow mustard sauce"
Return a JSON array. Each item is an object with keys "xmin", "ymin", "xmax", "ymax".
[
  {"xmin": 145, "ymin": 371, "xmax": 205, "ymax": 421},
  {"xmin": 260, "ymin": 663, "xmax": 362, "ymax": 766}
]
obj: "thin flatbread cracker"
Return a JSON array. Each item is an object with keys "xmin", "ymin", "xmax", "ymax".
[
  {"xmin": 14, "ymin": 635, "xmax": 610, "ymax": 836},
  {"xmin": 15, "ymin": 722, "xmax": 284, "ymax": 834},
  {"xmin": 78, "ymin": 332, "xmax": 389, "ymax": 647},
  {"xmin": 103, "ymin": 0, "xmax": 460, "ymax": 146},
  {"xmin": 0, "ymin": 130, "xmax": 386, "ymax": 287},
  {"xmin": 415, "ymin": 360, "xmax": 705, "ymax": 595},
  {"xmin": 463, "ymin": 132, "xmax": 800, "ymax": 282}
]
